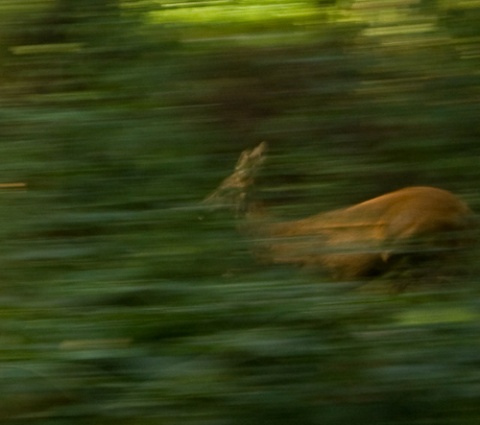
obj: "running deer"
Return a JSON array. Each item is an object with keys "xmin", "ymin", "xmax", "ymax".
[{"xmin": 204, "ymin": 142, "xmax": 475, "ymax": 280}]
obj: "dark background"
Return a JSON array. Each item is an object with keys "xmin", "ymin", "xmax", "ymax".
[{"xmin": 0, "ymin": 1, "xmax": 479, "ymax": 423}]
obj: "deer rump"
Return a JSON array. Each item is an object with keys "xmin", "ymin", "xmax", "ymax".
[
  {"xmin": 253, "ymin": 186, "xmax": 474, "ymax": 279},
  {"xmin": 206, "ymin": 143, "xmax": 475, "ymax": 280}
]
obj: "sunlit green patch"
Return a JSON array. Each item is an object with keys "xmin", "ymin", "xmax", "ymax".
[
  {"xmin": 147, "ymin": 1, "xmax": 322, "ymax": 30},
  {"xmin": 397, "ymin": 307, "xmax": 478, "ymax": 325}
]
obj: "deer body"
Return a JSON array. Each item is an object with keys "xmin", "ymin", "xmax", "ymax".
[{"xmin": 205, "ymin": 143, "xmax": 474, "ymax": 279}]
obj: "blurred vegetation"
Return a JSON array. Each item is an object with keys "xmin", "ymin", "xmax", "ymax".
[{"xmin": 0, "ymin": 0, "xmax": 479, "ymax": 423}]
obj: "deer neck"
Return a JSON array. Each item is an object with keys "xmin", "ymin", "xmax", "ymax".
[{"xmin": 234, "ymin": 192, "xmax": 274, "ymax": 237}]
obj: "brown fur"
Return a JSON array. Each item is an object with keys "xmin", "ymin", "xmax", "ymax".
[{"xmin": 204, "ymin": 142, "xmax": 475, "ymax": 279}]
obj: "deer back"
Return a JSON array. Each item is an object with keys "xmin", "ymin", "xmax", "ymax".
[{"xmin": 251, "ymin": 186, "xmax": 474, "ymax": 278}]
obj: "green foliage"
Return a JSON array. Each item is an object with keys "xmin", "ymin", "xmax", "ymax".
[{"xmin": 0, "ymin": 0, "xmax": 479, "ymax": 423}]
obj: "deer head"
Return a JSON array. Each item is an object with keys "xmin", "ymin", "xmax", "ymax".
[{"xmin": 204, "ymin": 142, "xmax": 267, "ymax": 216}]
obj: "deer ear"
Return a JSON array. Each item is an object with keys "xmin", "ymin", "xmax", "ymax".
[
  {"xmin": 235, "ymin": 142, "xmax": 267, "ymax": 169},
  {"xmin": 235, "ymin": 150, "xmax": 251, "ymax": 170},
  {"xmin": 252, "ymin": 141, "xmax": 268, "ymax": 157}
]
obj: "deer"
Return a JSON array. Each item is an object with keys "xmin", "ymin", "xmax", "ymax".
[{"xmin": 204, "ymin": 142, "xmax": 475, "ymax": 281}]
